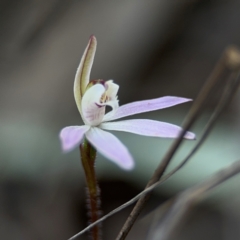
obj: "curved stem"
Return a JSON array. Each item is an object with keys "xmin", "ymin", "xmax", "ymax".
[{"xmin": 80, "ymin": 139, "xmax": 101, "ymax": 240}]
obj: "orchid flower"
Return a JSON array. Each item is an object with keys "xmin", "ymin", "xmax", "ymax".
[{"xmin": 59, "ymin": 36, "xmax": 195, "ymax": 170}]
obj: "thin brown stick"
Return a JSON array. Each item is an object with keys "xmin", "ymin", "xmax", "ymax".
[
  {"xmin": 116, "ymin": 46, "xmax": 240, "ymax": 240},
  {"xmin": 149, "ymin": 159, "xmax": 240, "ymax": 240},
  {"xmin": 162, "ymin": 70, "xmax": 240, "ymax": 180}
]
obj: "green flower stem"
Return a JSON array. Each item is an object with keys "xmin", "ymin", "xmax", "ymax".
[{"xmin": 80, "ymin": 139, "xmax": 101, "ymax": 240}]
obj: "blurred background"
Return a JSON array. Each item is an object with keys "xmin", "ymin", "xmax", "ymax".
[{"xmin": 1, "ymin": 0, "xmax": 240, "ymax": 239}]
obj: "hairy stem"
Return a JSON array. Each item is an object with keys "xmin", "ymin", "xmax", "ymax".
[{"xmin": 80, "ymin": 139, "xmax": 101, "ymax": 240}]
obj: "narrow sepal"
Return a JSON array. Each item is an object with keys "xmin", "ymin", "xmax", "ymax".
[
  {"xmin": 103, "ymin": 96, "xmax": 192, "ymax": 122},
  {"xmin": 74, "ymin": 36, "xmax": 97, "ymax": 114},
  {"xmin": 100, "ymin": 119, "xmax": 195, "ymax": 139}
]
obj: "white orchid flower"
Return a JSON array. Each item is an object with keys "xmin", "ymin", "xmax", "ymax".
[{"xmin": 59, "ymin": 36, "xmax": 195, "ymax": 170}]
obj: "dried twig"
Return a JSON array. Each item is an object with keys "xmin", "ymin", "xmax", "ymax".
[
  {"xmin": 149, "ymin": 159, "xmax": 240, "ymax": 240},
  {"xmin": 162, "ymin": 71, "xmax": 240, "ymax": 181},
  {"xmin": 116, "ymin": 46, "xmax": 240, "ymax": 240}
]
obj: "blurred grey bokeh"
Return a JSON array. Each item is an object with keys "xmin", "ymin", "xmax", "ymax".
[{"xmin": 1, "ymin": 0, "xmax": 240, "ymax": 239}]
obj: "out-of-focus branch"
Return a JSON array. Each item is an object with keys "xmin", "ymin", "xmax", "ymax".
[
  {"xmin": 162, "ymin": 69, "xmax": 240, "ymax": 182},
  {"xmin": 149, "ymin": 159, "xmax": 240, "ymax": 240},
  {"xmin": 116, "ymin": 46, "xmax": 240, "ymax": 240}
]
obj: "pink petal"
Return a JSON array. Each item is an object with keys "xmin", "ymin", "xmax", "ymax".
[
  {"xmin": 100, "ymin": 120, "xmax": 195, "ymax": 139},
  {"xmin": 59, "ymin": 125, "xmax": 90, "ymax": 152},
  {"xmin": 103, "ymin": 96, "xmax": 192, "ymax": 122},
  {"xmin": 85, "ymin": 127, "xmax": 134, "ymax": 170}
]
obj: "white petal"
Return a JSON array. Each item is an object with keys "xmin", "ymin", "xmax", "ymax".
[
  {"xmin": 85, "ymin": 127, "xmax": 134, "ymax": 170},
  {"xmin": 81, "ymin": 84, "xmax": 106, "ymax": 126},
  {"xmin": 74, "ymin": 36, "xmax": 97, "ymax": 114},
  {"xmin": 59, "ymin": 125, "xmax": 90, "ymax": 152},
  {"xmin": 103, "ymin": 96, "xmax": 192, "ymax": 122},
  {"xmin": 100, "ymin": 120, "xmax": 195, "ymax": 139},
  {"xmin": 105, "ymin": 80, "xmax": 119, "ymax": 100}
]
